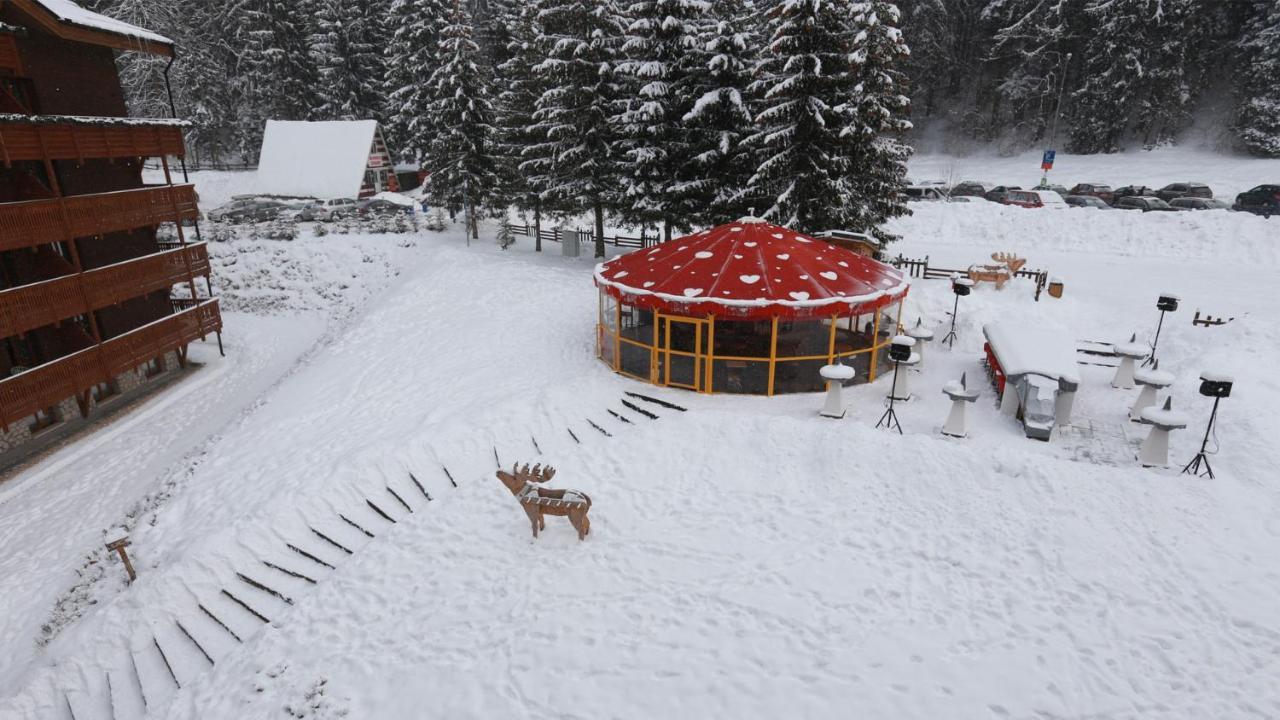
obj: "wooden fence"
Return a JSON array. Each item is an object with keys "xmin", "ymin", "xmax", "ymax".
[
  {"xmin": 507, "ymin": 223, "xmax": 659, "ymax": 250},
  {"xmin": 888, "ymin": 253, "xmax": 1051, "ymax": 300}
]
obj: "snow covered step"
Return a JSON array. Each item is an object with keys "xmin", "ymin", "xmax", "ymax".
[
  {"xmin": 153, "ymin": 621, "xmax": 213, "ymax": 687},
  {"xmin": 308, "ymin": 517, "xmax": 368, "ymax": 554},
  {"xmin": 177, "ymin": 607, "xmax": 239, "ymax": 664},
  {"xmin": 257, "ymin": 556, "xmax": 321, "ymax": 597},
  {"xmin": 107, "ymin": 666, "xmax": 146, "ymax": 720},
  {"xmin": 202, "ymin": 590, "xmax": 269, "ymax": 641},
  {"xmin": 127, "ymin": 636, "xmax": 176, "ymax": 711},
  {"xmin": 284, "ymin": 536, "xmax": 346, "ymax": 570},
  {"xmin": 62, "ymin": 670, "xmax": 111, "ymax": 720}
]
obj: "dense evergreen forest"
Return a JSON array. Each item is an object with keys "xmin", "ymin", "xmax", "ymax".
[{"xmin": 85, "ymin": 0, "xmax": 1280, "ymax": 249}]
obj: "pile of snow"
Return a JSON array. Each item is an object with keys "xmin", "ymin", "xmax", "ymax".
[{"xmin": 886, "ymin": 200, "xmax": 1280, "ymax": 266}]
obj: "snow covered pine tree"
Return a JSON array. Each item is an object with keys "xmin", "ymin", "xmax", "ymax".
[
  {"xmin": 496, "ymin": 0, "xmax": 549, "ymax": 249},
  {"xmin": 232, "ymin": 0, "xmax": 320, "ymax": 160},
  {"xmin": 384, "ymin": 0, "xmax": 447, "ymax": 162},
  {"xmin": 681, "ymin": 0, "xmax": 758, "ymax": 224},
  {"xmin": 1234, "ymin": 0, "xmax": 1280, "ymax": 157},
  {"xmin": 615, "ymin": 0, "xmax": 706, "ymax": 241},
  {"xmin": 310, "ymin": 0, "xmax": 388, "ymax": 121},
  {"xmin": 745, "ymin": 0, "xmax": 912, "ymax": 237},
  {"xmin": 527, "ymin": 0, "xmax": 625, "ymax": 258},
  {"xmin": 423, "ymin": 0, "xmax": 500, "ymax": 240}
]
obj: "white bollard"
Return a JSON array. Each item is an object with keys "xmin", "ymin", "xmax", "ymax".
[
  {"xmin": 819, "ymin": 364, "xmax": 855, "ymax": 418},
  {"xmin": 1129, "ymin": 364, "xmax": 1175, "ymax": 422},
  {"xmin": 905, "ymin": 319, "xmax": 935, "ymax": 370},
  {"xmin": 1138, "ymin": 398, "xmax": 1189, "ymax": 468},
  {"xmin": 1112, "ymin": 334, "xmax": 1150, "ymax": 389},
  {"xmin": 942, "ymin": 373, "xmax": 981, "ymax": 438},
  {"xmin": 888, "ymin": 353, "xmax": 920, "ymax": 401}
]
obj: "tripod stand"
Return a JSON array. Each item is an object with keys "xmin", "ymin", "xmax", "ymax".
[
  {"xmin": 1181, "ymin": 396, "xmax": 1221, "ymax": 479},
  {"xmin": 1143, "ymin": 308, "xmax": 1170, "ymax": 368},
  {"xmin": 942, "ymin": 294, "xmax": 960, "ymax": 348},
  {"xmin": 876, "ymin": 360, "xmax": 904, "ymax": 434}
]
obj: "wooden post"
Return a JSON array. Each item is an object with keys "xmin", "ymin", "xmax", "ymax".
[
  {"xmin": 868, "ymin": 310, "xmax": 881, "ymax": 382},
  {"xmin": 767, "ymin": 316, "xmax": 779, "ymax": 396},
  {"xmin": 106, "ymin": 537, "xmax": 136, "ymax": 583},
  {"xmin": 705, "ymin": 315, "xmax": 715, "ymax": 393}
]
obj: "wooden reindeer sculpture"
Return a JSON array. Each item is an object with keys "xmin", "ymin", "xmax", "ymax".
[
  {"xmin": 968, "ymin": 251, "xmax": 1028, "ymax": 290},
  {"xmin": 495, "ymin": 463, "xmax": 592, "ymax": 540}
]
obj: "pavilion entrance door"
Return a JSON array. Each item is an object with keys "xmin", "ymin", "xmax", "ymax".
[{"xmin": 658, "ymin": 315, "xmax": 705, "ymax": 391}]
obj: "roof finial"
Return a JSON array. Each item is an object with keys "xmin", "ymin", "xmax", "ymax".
[{"xmin": 739, "ymin": 208, "xmax": 765, "ymax": 224}]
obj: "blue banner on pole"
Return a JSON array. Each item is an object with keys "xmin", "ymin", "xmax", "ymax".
[{"xmin": 1041, "ymin": 149, "xmax": 1056, "ymax": 170}]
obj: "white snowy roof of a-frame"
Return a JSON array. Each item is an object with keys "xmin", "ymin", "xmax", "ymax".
[
  {"xmin": 254, "ymin": 120, "xmax": 379, "ymax": 200},
  {"xmin": 34, "ymin": 0, "xmax": 173, "ymax": 45}
]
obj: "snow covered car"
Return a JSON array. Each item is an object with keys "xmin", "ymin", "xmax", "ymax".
[
  {"xmin": 297, "ymin": 198, "xmax": 358, "ymax": 222},
  {"xmin": 207, "ymin": 200, "xmax": 289, "ymax": 224},
  {"xmin": 1169, "ymin": 197, "xmax": 1230, "ymax": 211},
  {"xmin": 903, "ymin": 186, "xmax": 947, "ymax": 202},
  {"xmin": 1068, "ymin": 183, "xmax": 1116, "ymax": 204},
  {"xmin": 1155, "ymin": 182, "xmax": 1213, "ymax": 201},
  {"xmin": 1064, "ymin": 195, "xmax": 1112, "ymax": 209},
  {"xmin": 1111, "ymin": 185, "xmax": 1157, "ymax": 205},
  {"xmin": 983, "ymin": 322, "xmax": 1080, "ymax": 441},
  {"xmin": 984, "ymin": 185, "xmax": 1022, "ymax": 203},
  {"xmin": 1116, "ymin": 196, "xmax": 1177, "ymax": 212},
  {"xmin": 1233, "ymin": 184, "xmax": 1280, "ymax": 218},
  {"xmin": 1004, "ymin": 189, "xmax": 1067, "ymax": 209},
  {"xmin": 357, "ymin": 197, "xmax": 414, "ymax": 217},
  {"xmin": 950, "ymin": 180, "xmax": 991, "ymax": 197}
]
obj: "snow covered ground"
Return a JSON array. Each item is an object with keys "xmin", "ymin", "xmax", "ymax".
[
  {"xmin": 909, "ymin": 146, "xmax": 1280, "ymax": 200},
  {"xmin": 1, "ymin": 169, "xmax": 1278, "ymax": 719}
]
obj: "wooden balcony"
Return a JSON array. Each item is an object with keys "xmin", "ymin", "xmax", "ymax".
[
  {"xmin": 0, "ymin": 243, "xmax": 211, "ymax": 339},
  {"xmin": 0, "ymin": 184, "xmax": 197, "ymax": 252},
  {"xmin": 0, "ymin": 299, "xmax": 221, "ymax": 430},
  {"xmin": 0, "ymin": 115, "xmax": 186, "ymax": 165}
]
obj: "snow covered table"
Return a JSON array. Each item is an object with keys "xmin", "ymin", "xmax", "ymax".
[
  {"xmin": 941, "ymin": 373, "xmax": 980, "ymax": 438},
  {"xmin": 1129, "ymin": 364, "xmax": 1175, "ymax": 422},
  {"xmin": 1111, "ymin": 335, "xmax": 1150, "ymax": 389},
  {"xmin": 819, "ymin": 363, "xmax": 855, "ymax": 419},
  {"xmin": 983, "ymin": 322, "xmax": 1081, "ymax": 440},
  {"xmin": 1138, "ymin": 399, "xmax": 1189, "ymax": 468}
]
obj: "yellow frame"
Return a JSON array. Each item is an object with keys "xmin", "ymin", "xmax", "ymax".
[{"xmin": 596, "ymin": 293, "xmax": 904, "ymax": 395}]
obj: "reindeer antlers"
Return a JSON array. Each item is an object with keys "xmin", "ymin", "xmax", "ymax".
[{"xmin": 514, "ymin": 462, "xmax": 556, "ymax": 483}]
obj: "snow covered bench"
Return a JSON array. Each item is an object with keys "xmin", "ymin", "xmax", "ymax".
[{"xmin": 983, "ymin": 322, "xmax": 1081, "ymax": 441}]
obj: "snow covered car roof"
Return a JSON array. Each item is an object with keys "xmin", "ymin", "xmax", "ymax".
[
  {"xmin": 594, "ymin": 218, "xmax": 909, "ymax": 320},
  {"xmin": 983, "ymin": 322, "xmax": 1081, "ymax": 386}
]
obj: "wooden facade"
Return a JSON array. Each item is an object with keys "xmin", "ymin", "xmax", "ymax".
[{"xmin": 0, "ymin": 2, "xmax": 221, "ymax": 438}]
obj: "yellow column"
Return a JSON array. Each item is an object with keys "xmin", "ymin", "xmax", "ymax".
[
  {"xmin": 827, "ymin": 313, "xmax": 838, "ymax": 364},
  {"xmin": 767, "ymin": 316, "xmax": 779, "ymax": 396},
  {"xmin": 868, "ymin": 310, "xmax": 881, "ymax": 382},
  {"xmin": 705, "ymin": 315, "xmax": 715, "ymax": 393}
]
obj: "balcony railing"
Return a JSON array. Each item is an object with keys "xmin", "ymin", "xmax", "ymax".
[
  {"xmin": 0, "ymin": 116, "xmax": 186, "ymax": 164},
  {"xmin": 0, "ymin": 184, "xmax": 198, "ymax": 252},
  {"xmin": 0, "ymin": 299, "xmax": 221, "ymax": 430},
  {"xmin": 0, "ymin": 243, "xmax": 211, "ymax": 339}
]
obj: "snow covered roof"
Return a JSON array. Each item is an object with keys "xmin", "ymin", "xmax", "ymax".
[
  {"xmin": 19, "ymin": 0, "xmax": 173, "ymax": 51},
  {"xmin": 594, "ymin": 219, "xmax": 910, "ymax": 320},
  {"xmin": 983, "ymin": 322, "xmax": 1081, "ymax": 386},
  {"xmin": 254, "ymin": 120, "xmax": 379, "ymax": 200}
]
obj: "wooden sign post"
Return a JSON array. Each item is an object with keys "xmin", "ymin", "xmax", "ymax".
[{"xmin": 106, "ymin": 537, "xmax": 136, "ymax": 583}]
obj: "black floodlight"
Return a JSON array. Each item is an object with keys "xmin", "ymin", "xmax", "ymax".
[
  {"xmin": 1157, "ymin": 295, "xmax": 1179, "ymax": 312},
  {"xmin": 888, "ymin": 336, "xmax": 914, "ymax": 363},
  {"xmin": 952, "ymin": 280, "xmax": 972, "ymax": 297},
  {"xmin": 1145, "ymin": 292, "xmax": 1180, "ymax": 367},
  {"xmin": 1183, "ymin": 371, "xmax": 1233, "ymax": 479}
]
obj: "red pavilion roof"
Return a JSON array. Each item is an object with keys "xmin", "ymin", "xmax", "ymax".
[{"xmin": 594, "ymin": 218, "xmax": 909, "ymax": 320}]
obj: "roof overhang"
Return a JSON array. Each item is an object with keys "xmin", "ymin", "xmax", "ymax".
[{"xmin": 6, "ymin": 0, "xmax": 174, "ymax": 57}]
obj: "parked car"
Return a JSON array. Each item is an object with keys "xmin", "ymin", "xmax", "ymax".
[
  {"xmin": 984, "ymin": 185, "xmax": 1022, "ymax": 203},
  {"xmin": 1116, "ymin": 196, "xmax": 1177, "ymax": 212},
  {"xmin": 1005, "ymin": 189, "xmax": 1068, "ymax": 209},
  {"xmin": 948, "ymin": 195, "xmax": 991, "ymax": 204},
  {"xmin": 949, "ymin": 181, "xmax": 991, "ymax": 197},
  {"xmin": 1064, "ymin": 195, "xmax": 1112, "ymax": 209},
  {"xmin": 1169, "ymin": 197, "xmax": 1230, "ymax": 211},
  {"xmin": 205, "ymin": 198, "xmax": 256, "ymax": 222},
  {"xmin": 297, "ymin": 198, "xmax": 358, "ymax": 222},
  {"xmin": 1155, "ymin": 182, "xmax": 1213, "ymax": 202},
  {"xmin": 1032, "ymin": 183, "xmax": 1069, "ymax": 198},
  {"xmin": 903, "ymin": 186, "xmax": 947, "ymax": 202},
  {"xmin": 208, "ymin": 200, "xmax": 289, "ymax": 223},
  {"xmin": 1068, "ymin": 183, "xmax": 1116, "ymax": 204},
  {"xmin": 357, "ymin": 197, "xmax": 413, "ymax": 216},
  {"xmin": 1233, "ymin": 184, "xmax": 1280, "ymax": 218},
  {"xmin": 1112, "ymin": 185, "xmax": 1157, "ymax": 204}
]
